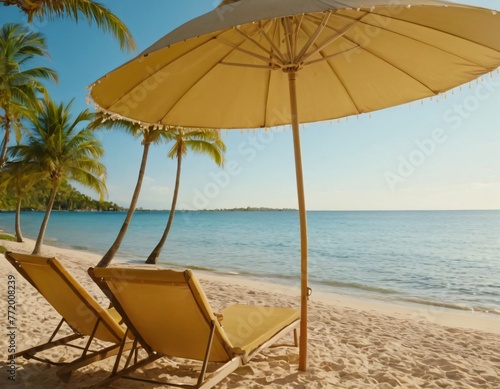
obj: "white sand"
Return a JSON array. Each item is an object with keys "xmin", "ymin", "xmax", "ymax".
[{"xmin": 1, "ymin": 238, "xmax": 499, "ymax": 388}]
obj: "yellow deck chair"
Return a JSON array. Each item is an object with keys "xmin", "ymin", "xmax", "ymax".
[
  {"xmin": 88, "ymin": 267, "xmax": 300, "ymax": 389},
  {"xmin": 4, "ymin": 252, "xmax": 131, "ymax": 381}
]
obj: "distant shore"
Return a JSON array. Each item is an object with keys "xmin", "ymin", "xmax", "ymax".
[
  {"xmin": 136, "ymin": 207, "xmax": 298, "ymax": 212},
  {"xmin": 0, "ymin": 207, "xmax": 298, "ymax": 213}
]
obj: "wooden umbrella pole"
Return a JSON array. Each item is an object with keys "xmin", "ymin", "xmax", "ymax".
[{"xmin": 288, "ymin": 71, "xmax": 308, "ymax": 372}]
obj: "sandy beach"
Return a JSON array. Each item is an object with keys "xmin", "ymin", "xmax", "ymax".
[{"xmin": 1, "ymin": 237, "xmax": 499, "ymax": 388}]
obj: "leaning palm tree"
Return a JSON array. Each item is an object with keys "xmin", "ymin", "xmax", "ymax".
[
  {"xmin": 9, "ymin": 96, "xmax": 107, "ymax": 255},
  {"xmin": 146, "ymin": 129, "xmax": 226, "ymax": 265},
  {"xmin": 93, "ymin": 116, "xmax": 171, "ymax": 268},
  {"xmin": 1, "ymin": 0, "xmax": 135, "ymax": 52},
  {"xmin": 0, "ymin": 23, "xmax": 58, "ymax": 169}
]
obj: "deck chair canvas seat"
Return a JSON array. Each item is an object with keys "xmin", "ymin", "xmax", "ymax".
[
  {"xmin": 88, "ymin": 267, "xmax": 300, "ymax": 389},
  {"xmin": 4, "ymin": 252, "xmax": 131, "ymax": 381}
]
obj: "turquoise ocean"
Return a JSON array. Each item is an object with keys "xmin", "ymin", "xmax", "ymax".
[{"xmin": 1, "ymin": 210, "xmax": 499, "ymax": 315}]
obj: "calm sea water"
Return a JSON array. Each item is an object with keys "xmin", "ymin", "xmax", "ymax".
[{"xmin": 1, "ymin": 210, "xmax": 499, "ymax": 315}]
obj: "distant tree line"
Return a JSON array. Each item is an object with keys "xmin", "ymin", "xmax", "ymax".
[{"xmin": 0, "ymin": 180, "xmax": 122, "ymax": 212}]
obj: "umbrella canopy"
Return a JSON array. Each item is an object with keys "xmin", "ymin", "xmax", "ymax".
[
  {"xmin": 91, "ymin": 0, "xmax": 500, "ymax": 129},
  {"xmin": 89, "ymin": 0, "xmax": 500, "ymax": 372}
]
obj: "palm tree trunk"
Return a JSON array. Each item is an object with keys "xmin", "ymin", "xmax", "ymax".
[
  {"xmin": 15, "ymin": 195, "xmax": 23, "ymax": 242},
  {"xmin": 0, "ymin": 118, "xmax": 10, "ymax": 170},
  {"xmin": 97, "ymin": 142, "xmax": 151, "ymax": 268},
  {"xmin": 146, "ymin": 149, "xmax": 183, "ymax": 264},
  {"xmin": 32, "ymin": 182, "xmax": 58, "ymax": 255}
]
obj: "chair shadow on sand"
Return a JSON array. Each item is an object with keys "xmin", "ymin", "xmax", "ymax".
[
  {"xmin": 86, "ymin": 266, "xmax": 301, "ymax": 388},
  {"xmin": 3, "ymin": 251, "xmax": 303, "ymax": 388}
]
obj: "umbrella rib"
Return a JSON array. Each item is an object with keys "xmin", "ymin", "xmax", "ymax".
[
  {"xmin": 306, "ymin": 11, "xmax": 366, "ymax": 31},
  {"xmin": 261, "ymin": 18, "xmax": 292, "ymax": 126},
  {"xmin": 101, "ymin": 34, "xmax": 228, "ymax": 119},
  {"xmin": 309, "ymin": 36, "xmax": 365, "ymax": 114},
  {"xmin": 233, "ymin": 26, "xmax": 285, "ymax": 65},
  {"xmin": 295, "ymin": 12, "xmax": 331, "ymax": 63},
  {"xmin": 302, "ymin": 47, "xmax": 358, "ymax": 66},
  {"xmin": 325, "ymin": 62, "xmax": 363, "ymax": 116},
  {"xmin": 156, "ymin": 32, "xmax": 271, "ymax": 126},
  {"xmin": 220, "ymin": 62, "xmax": 275, "ymax": 69},
  {"xmin": 338, "ymin": 33, "xmax": 438, "ymax": 94},
  {"xmin": 282, "ymin": 17, "xmax": 295, "ymax": 63},
  {"xmin": 257, "ymin": 21, "xmax": 287, "ymax": 64},
  {"xmin": 369, "ymin": 9, "xmax": 500, "ymax": 56},
  {"xmin": 217, "ymin": 36, "xmax": 282, "ymax": 68},
  {"xmin": 293, "ymin": 13, "xmax": 365, "ymax": 114},
  {"xmin": 293, "ymin": 14, "xmax": 305, "ymax": 60},
  {"xmin": 298, "ymin": 12, "xmax": 365, "ymax": 64},
  {"xmin": 263, "ymin": 55, "xmax": 273, "ymax": 128},
  {"xmin": 318, "ymin": 12, "xmax": 443, "ymax": 94},
  {"xmin": 342, "ymin": 10, "xmax": 495, "ymax": 71},
  {"xmin": 300, "ymin": 22, "xmax": 359, "ymax": 64}
]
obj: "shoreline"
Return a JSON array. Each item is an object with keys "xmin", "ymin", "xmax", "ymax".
[
  {"xmin": 197, "ymin": 271, "xmax": 500, "ymax": 336},
  {"xmin": 7, "ymin": 230, "xmax": 500, "ymax": 319},
  {"xmin": 1, "ymin": 210, "xmax": 499, "ymax": 320},
  {"xmin": 1, "ymin": 238, "xmax": 500, "ymax": 388},
  {"xmin": 3, "ymin": 237, "xmax": 500, "ymax": 335}
]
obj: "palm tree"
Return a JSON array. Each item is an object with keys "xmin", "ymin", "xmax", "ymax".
[
  {"xmin": 1, "ymin": 0, "xmax": 135, "ymax": 52},
  {"xmin": 9, "ymin": 96, "xmax": 107, "ymax": 255},
  {"xmin": 146, "ymin": 129, "xmax": 226, "ymax": 265},
  {"xmin": 0, "ymin": 23, "xmax": 58, "ymax": 169},
  {"xmin": 0, "ymin": 160, "xmax": 45, "ymax": 241},
  {"xmin": 93, "ymin": 116, "xmax": 171, "ymax": 268}
]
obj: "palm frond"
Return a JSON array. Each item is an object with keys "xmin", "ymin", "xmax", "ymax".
[
  {"xmin": 23, "ymin": 0, "xmax": 136, "ymax": 52},
  {"xmin": 166, "ymin": 128, "xmax": 226, "ymax": 167},
  {"xmin": 9, "ymin": 94, "xmax": 107, "ymax": 200},
  {"xmin": 17, "ymin": 67, "xmax": 58, "ymax": 83},
  {"xmin": 0, "ymin": 23, "xmax": 56, "ymax": 165}
]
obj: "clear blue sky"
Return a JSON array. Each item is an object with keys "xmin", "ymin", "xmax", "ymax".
[{"xmin": 2, "ymin": 0, "xmax": 500, "ymax": 211}]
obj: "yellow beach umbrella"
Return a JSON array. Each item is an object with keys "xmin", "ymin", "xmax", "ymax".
[{"xmin": 89, "ymin": 0, "xmax": 500, "ymax": 371}]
